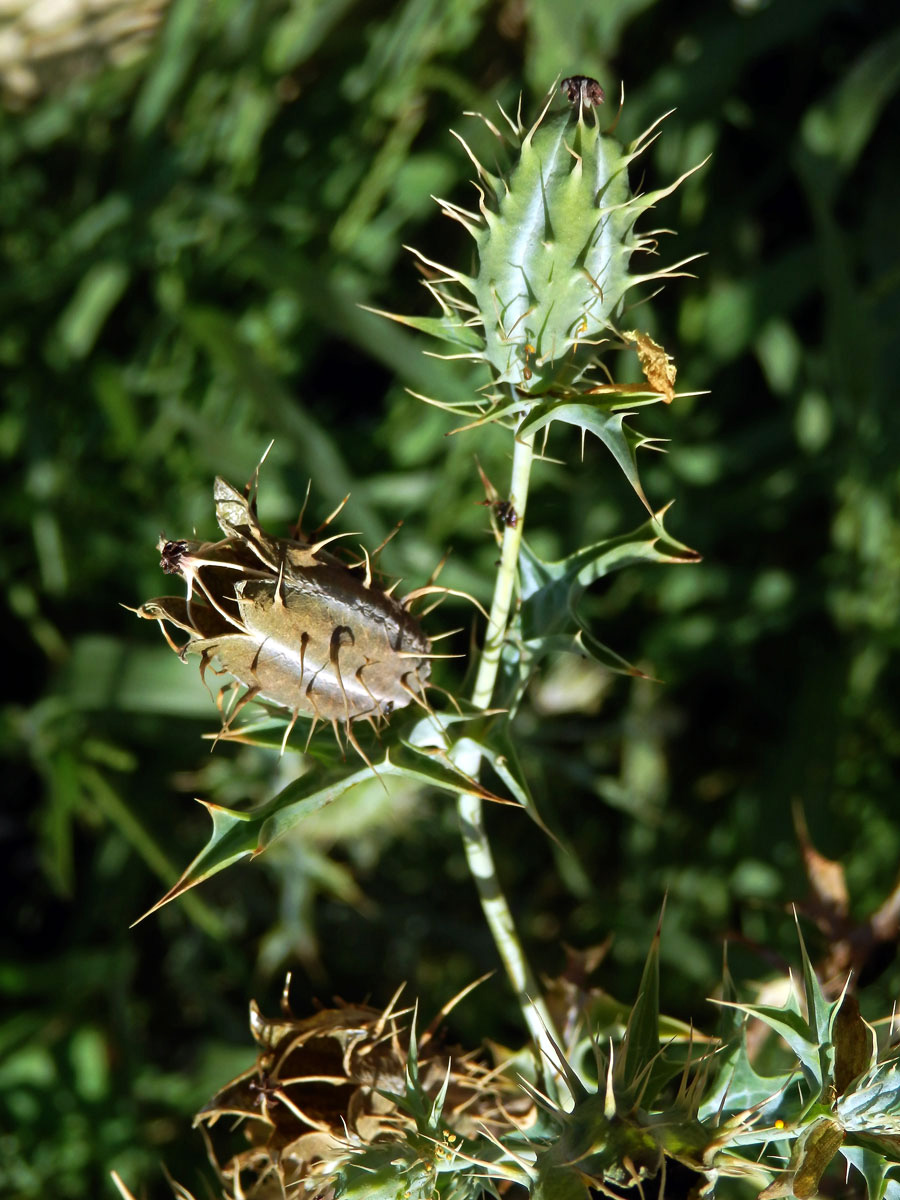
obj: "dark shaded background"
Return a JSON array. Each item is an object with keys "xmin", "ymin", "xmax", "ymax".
[{"xmin": 2, "ymin": 0, "xmax": 899, "ymax": 1194}]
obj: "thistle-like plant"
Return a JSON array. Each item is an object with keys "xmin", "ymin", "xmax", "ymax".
[
  {"xmin": 135, "ymin": 75, "xmax": 699, "ymax": 1029},
  {"xmin": 125, "ymin": 77, "xmax": 900, "ymax": 1200},
  {"xmin": 372, "ymin": 74, "xmax": 703, "ymax": 1059}
]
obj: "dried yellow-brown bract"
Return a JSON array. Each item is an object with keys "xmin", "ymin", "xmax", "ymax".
[{"xmin": 622, "ymin": 329, "xmax": 678, "ymax": 403}]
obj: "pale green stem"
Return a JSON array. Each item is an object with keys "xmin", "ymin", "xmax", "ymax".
[{"xmin": 454, "ymin": 427, "xmax": 562, "ymax": 1066}]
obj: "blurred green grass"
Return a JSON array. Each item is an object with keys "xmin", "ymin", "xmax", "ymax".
[{"xmin": 2, "ymin": 0, "xmax": 899, "ymax": 1195}]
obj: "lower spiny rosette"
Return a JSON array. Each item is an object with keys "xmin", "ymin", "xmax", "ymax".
[
  {"xmin": 137, "ymin": 476, "xmax": 438, "ymax": 752},
  {"xmin": 195, "ymin": 992, "xmax": 536, "ymax": 1200}
]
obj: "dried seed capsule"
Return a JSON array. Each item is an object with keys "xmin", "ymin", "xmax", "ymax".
[{"xmin": 138, "ymin": 478, "xmax": 433, "ymax": 740}]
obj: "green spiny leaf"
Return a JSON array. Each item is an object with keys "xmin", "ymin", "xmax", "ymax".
[
  {"xmin": 698, "ymin": 1026, "xmax": 794, "ymax": 1120},
  {"xmin": 618, "ymin": 909, "xmax": 663, "ymax": 1100},
  {"xmin": 518, "ymin": 508, "xmax": 698, "ymax": 638},
  {"xmin": 841, "ymin": 1145, "xmax": 897, "ymax": 1200},
  {"xmin": 363, "ymin": 306, "xmax": 486, "ymax": 353},
  {"xmin": 136, "ymin": 743, "xmax": 503, "ymax": 921},
  {"xmin": 335, "ymin": 1145, "xmax": 433, "ymax": 1200},
  {"xmin": 837, "ymin": 1060, "xmax": 900, "ymax": 1133},
  {"xmin": 795, "ymin": 915, "xmax": 836, "ymax": 1085},
  {"xmin": 532, "ymin": 1095, "xmax": 662, "ymax": 1200},
  {"xmin": 452, "ymin": 732, "xmax": 553, "ymax": 838},
  {"xmin": 517, "ymin": 399, "xmax": 662, "ymax": 511},
  {"xmin": 715, "ymin": 991, "xmax": 828, "ymax": 1094},
  {"xmin": 497, "ymin": 510, "xmax": 697, "ymax": 711}
]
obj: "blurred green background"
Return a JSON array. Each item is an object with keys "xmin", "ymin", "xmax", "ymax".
[{"xmin": 2, "ymin": 0, "xmax": 899, "ymax": 1195}]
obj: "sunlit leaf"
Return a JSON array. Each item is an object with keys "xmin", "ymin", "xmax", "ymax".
[
  {"xmin": 518, "ymin": 397, "xmax": 667, "ymax": 510},
  {"xmin": 136, "ymin": 743, "xmax": 502, "ymax": 921},
  {"xmin": 363, "ymin": 306, "xmax": 486, "ymax": 352},
  {"xmin": 496, "ymin": 509, "xmax": 698, "ymax": 710}
]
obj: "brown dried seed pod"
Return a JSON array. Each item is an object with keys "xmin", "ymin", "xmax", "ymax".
[
  {"xmin": 137, "ymin": 478, "xmax": 434, "ymax": 740},
  {"xmin": 195, "ymin": 991, "xmax": 536, "ymax": 1198}
]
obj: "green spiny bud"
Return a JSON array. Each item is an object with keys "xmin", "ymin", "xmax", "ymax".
[
  {"xmin": 387, "ymin": 76, "xmax": 701, "ymax": 414},
  {"xmin": 471, "ymin": 82, "xmax": 637, "ymax": 392}
]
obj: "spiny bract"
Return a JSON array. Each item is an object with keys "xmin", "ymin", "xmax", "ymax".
[{"xmin": 137, "ymin": 476, "xmax": 435, "ymax": 750}]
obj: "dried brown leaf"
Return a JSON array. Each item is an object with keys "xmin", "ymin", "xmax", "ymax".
[{"xmin": 621, "ymin": 330, "xmax": 677, "ymax": 403}]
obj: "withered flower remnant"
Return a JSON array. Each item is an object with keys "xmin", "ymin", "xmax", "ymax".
[
  {"xmin": 195, "ymin": 992, "xmax": 535, "ymax": 1200},
  {"xmin": 560, "ymin": 74, "xmax": 605, "ymax": 107}
]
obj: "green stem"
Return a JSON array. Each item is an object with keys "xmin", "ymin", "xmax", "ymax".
[{"xmin": 455, "ymin": 428, "xmax": 561, "ymax": 1064}]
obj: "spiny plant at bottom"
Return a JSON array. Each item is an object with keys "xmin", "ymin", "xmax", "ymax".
[{"xmin": 112, "ymin": 928, "xmax": 900, "ymax": 1200}]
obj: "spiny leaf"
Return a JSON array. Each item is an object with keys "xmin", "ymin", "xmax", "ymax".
[
  {"xmin": 336, "ymin": 1145, "xmax": 434, "ymax": 1200},
  {"xmin": 618, "ymin": 906, "xmax": 663, "ymax": 1099},
  {"xmin": 714, "ymin": 996, "xmax": 829, "ymax": 1094},
  {"xmin": 496, "ymin": 628, "xmax": 643, "ymax": 721},
  {"xmin": 403, "ymin": 701, "xmax": 501, "ymax": 748},
  {"xmin": 495, "ymin": 509, "xmax": 698, "ymax": 709},
  {"xmin": 517, "ymin": 399, "xmax": 663, "ymax": 511},
  {"xmin": 841, "ymin": 1145, "xmax": 897, "ymax": 1200},
  {"xmin": 135, "ymin": 745, "xmax": 502, "ymax": 922},
  {"xmin": 698, "ymin": 1026, "xmax": 794, "ymax": 1120},
  {"xmin": 531, "ymin": 1094, "xmax": 663, "ymax": 1200},
  {"xmin": 837, "ymin": 1060, "xmax": 900, "ymax": 1132},
  {"xmin": 496, "ymin": 510, "xmax": 696, "ymax": 714},
  {"xmin": 452, "ymin": 733, "xmax": 553, "ymax": 838},
  {"xmin": 575, "ymin": 627, "xmax": 650, "ymax": 679},
  {"xmin": 362, "ymin": 306, "xmax": 486, "ymax": 352},
  {"xmin": 518, "ymin": 508, "xmax": 698, "ymax": 640},
  {"xmin": 405, "ymin": 1003, "xmax": 421, "ymax": 1094},
  {"xmin": 520, "ymin": 506, "xmax": 698, "ymax": 606},
  {"xmin": 794, "ymin": 913, "xmax": 835, "ymax": 1085},
  {"xmin": 402, "ymin": 707, "xmax": 554, "ymax": 832}
]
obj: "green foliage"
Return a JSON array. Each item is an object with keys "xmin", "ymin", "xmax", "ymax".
[
  {"xmin": 506, "ymin": 506, "xmax": 699, "ymax": 705},
  {"xmin": 141, "ymin": 707, "xmax": 532, "ymax": 922}
]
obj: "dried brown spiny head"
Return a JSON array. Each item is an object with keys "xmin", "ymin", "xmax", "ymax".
[
  {"xmin": 138, "ymin": 476, "xmax": 439, "ymax": 754},
  {"xmin": 195, "ymin": 991, "xmax": 535, "ymax": 1199}
]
